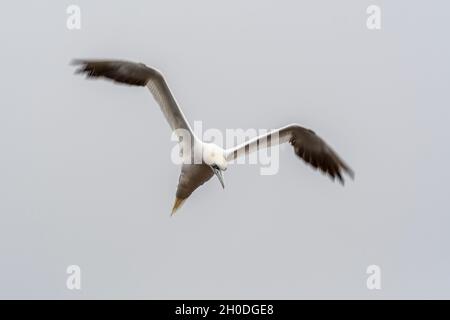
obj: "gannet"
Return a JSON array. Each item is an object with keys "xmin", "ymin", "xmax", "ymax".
[{"xmin": 72, "ymin": 59, "xmax": 354, "ymax": 215}]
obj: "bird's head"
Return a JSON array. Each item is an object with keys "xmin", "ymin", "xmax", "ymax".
[{"xmin": 202, "ymin": 143, "xmax": 227, "ymax": 188}]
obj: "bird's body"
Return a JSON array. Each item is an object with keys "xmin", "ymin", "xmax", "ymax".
[{"xmin": 73, "ymin": 59, "xmax": 354, "ymax": 214}]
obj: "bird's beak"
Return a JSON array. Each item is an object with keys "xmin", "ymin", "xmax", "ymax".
[{"xmin": 211, "ymin": 167, "xmax": 225, "ymax": 189}]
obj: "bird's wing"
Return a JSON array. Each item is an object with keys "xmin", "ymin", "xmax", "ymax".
[
  {"xmin": 72, "ymin": 59, "xmax": 193, "ymax": 136},
  {"xmin": 225, "ymin": 124, "xmax": 354, "ymax": 184}
]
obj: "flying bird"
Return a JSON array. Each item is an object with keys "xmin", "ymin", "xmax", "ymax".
[{"xmin": 72, "ymin": 59, "xmax": 354, "ymax": 215}]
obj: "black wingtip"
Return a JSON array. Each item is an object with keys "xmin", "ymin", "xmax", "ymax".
[
  {"xmin": 70, "ymin": 59, "xmax": 88, "ymax": 75},
  {"xmin": 70, "ymin": 58, "xmax": 87, "ymax": 66},
  {"xmin": 344, "ymin": 167, "xmax": 355, "ymax": 181},
  {"xmin": 338, "ymin": 167, "xmax": 355, "ymax": 186},
  {"xmin": 336, "ymin": 170, "xmax": 345, "ymax": 185}
]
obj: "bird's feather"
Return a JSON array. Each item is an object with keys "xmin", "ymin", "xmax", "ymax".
[
  {"xmin": 72, "ymin": 59, "xmax": 193, "ymax": 135},
  {"xmin": 225, "ymin": 124, "xmax": 354, "ymax": 184}
]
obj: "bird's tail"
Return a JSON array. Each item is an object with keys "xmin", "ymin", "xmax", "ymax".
[{"xmin": 171, "ymin": 197, "xmax": 186, "ymax": 216}]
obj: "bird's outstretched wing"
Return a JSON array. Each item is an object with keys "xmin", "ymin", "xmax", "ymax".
[
  {"xmin": 72, "ymin": 59, "xmax": 193, "ymax": 135},
  {"xmin": 225, "ymin": 124, "xmax": 354, "ymax": 184}
]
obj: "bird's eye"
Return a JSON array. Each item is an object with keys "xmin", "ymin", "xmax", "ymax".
[{"xmin": 211, "ymin": 164, "xmax": 219, "ymax": 170}]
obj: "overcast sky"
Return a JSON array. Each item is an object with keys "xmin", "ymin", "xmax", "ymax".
[{"xmin": 0, "ymin": 0, "xmax": 449, "ymax": 299}]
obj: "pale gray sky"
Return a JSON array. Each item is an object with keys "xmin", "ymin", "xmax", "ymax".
[{"xmin": 0, "ymin": 0, "xmax": 449, "ymax": 299}]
